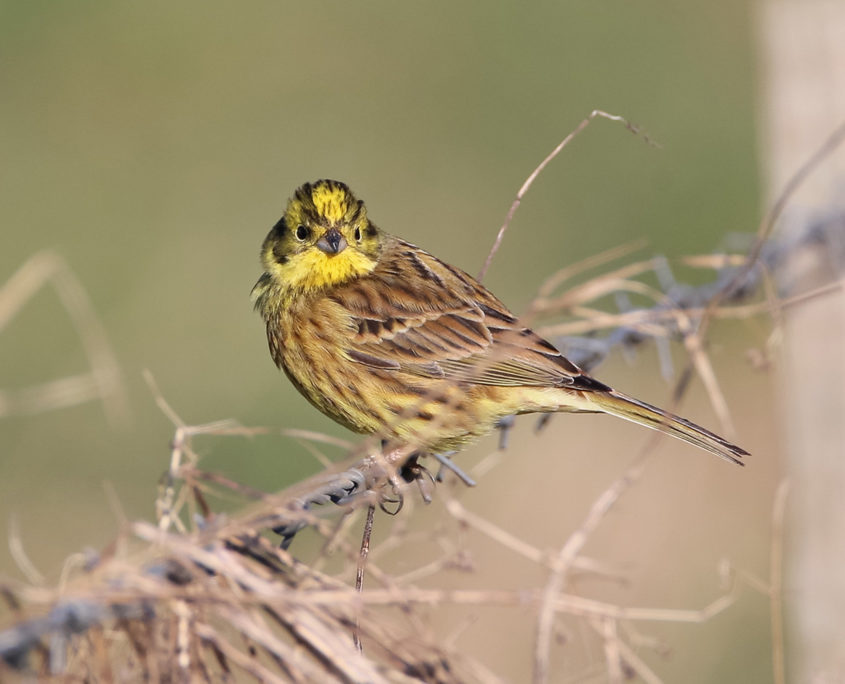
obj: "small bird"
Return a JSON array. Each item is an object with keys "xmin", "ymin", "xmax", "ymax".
[{"xmin": 252, "ymin": 180, "xmax": 747, "ymax": 466}]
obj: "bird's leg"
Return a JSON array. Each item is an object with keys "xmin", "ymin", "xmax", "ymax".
[{"xmin": 399, "ymin": 453, "xmax": 435, "ymax": 503}]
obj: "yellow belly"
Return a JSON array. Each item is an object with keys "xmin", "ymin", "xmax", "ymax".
[{"xmin": 270, "ymin": 294, "xmax": 576, "ymax": 453}]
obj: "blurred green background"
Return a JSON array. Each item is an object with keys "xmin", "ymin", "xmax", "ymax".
[{"xmin": 1, "ymin": 2, "xmax": 778, "ymax": 681}]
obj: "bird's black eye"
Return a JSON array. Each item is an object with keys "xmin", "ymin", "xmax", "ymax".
[
  {"xmin": 295, "ymin": 225, "xmax": 309, "ymax": 241},
  {"xmin": 354, "ymin": 226, "xmax": 362, "ymax": 242}
]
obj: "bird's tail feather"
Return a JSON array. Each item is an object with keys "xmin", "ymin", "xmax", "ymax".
[{"xmin": 585, "ymin": 390, "xmax": 748, "ymax": 466}]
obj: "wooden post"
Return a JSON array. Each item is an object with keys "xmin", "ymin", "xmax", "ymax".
[{"xmin": 758, "ymin": 1, "xmax": 845, "ymax": 681}]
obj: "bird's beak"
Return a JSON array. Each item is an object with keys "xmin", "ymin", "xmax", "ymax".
[{"xmin": 316, "ymin": 228, "xmax": 348, "ymax": 255}]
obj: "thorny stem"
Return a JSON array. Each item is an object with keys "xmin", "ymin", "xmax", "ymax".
[{"xmin": 353, "ymin": 504, "xmax": 376, "ymax": 653}]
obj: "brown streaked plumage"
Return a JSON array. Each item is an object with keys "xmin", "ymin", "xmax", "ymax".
[{"xmin": 252, "ymin": 179, "xmax": 748, "ymax": 465}]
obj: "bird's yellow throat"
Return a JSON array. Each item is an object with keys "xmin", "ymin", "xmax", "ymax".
[{"xmin": 268, "ymin": 245, "xmax": 377, "ymax": 296}]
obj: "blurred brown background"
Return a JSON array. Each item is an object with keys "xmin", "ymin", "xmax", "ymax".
[{"xmin": 1, "ymin": 2, "xmax": 780, "ymax": 681}]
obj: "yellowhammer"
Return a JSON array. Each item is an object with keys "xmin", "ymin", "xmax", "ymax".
[{"xmin": 252, "ymin": 179, "xmax": 747, "ymax": 466}]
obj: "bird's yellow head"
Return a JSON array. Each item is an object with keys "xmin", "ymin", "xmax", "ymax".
[{"xmin": 254, "ymin": 180, "xmax": 383, "ymax": 302}]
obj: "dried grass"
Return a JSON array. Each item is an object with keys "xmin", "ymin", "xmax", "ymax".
[{"xmin": 3, "ymin": 114, "xmax": 844, "ymax": 682}]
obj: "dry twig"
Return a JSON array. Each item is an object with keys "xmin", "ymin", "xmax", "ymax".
[{"xmin": 4, "ymin": 118, "xmax": 842, "ymax": 682}]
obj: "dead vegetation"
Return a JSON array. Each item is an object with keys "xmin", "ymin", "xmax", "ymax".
[{"xmin": 2, "ymin": 114, "xmax": 843, "ymax": 682}]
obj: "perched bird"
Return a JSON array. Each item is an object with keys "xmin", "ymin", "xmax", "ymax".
[{"xmin": 252, "ymin": 179, "xmax": 747, "ymax": 466}]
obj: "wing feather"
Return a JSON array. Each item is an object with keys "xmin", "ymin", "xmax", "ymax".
[{"xmin": 338, "ymin": 237, "xmax": 606, "ymax": 391}]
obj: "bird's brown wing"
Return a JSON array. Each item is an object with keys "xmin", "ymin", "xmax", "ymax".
[{"xmin": 335, "ymin": 239, "xmax": 609, "ymax": 392}]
